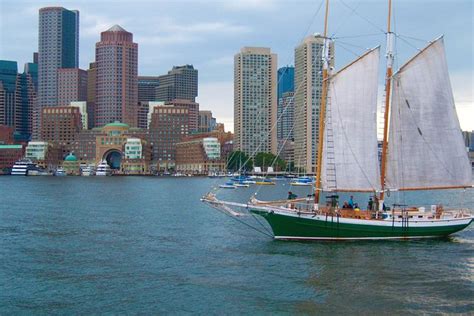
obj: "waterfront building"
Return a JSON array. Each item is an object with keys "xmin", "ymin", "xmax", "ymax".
[
  {"xmin": 277, "ymin": 91, "xmax": 295, "ymax": 142},
  {"xmin": 198, "ymin": 110, "xmax": 216, "ymax": 133},
  {"xmin": 86, "ymin": 62, "xmax": 97, "ymax": 129},
  {"xmin": 25, "ymin": 141, "xmax": 62, "ymax": 168},
  {"xmin": 37, "ymin": 7, "xmax": 79, "ymax": 124},
  {"xmin": 0, "ymin": 144, "xmax": 24, "ymax": 174},
  {"xmin": 62, "ymin": 152, "xmax": 80, "ymax": 175},
  {"xmin": 277, "ymin": 66, "xmax": 294, "ymax": 100},
  {"xmin": 95, "ymin": 25, "xmax": 138, "ymax": 127},
  {"xmin": 69, "ymin": 101, "xmax": 88, "ymax": 129},
  {"xmin": 165, "ymin": 99, "xmax": 199, "ymax": 132},
  {"xmin": 149, "ymin": 105, "xmax": 189, "ymax": 170},
  {"xmin": 138, "ymin": 76, "xmax": 160, "ymax": 102},
  {"xmin": 40, "ymin": 106, "xmax": 82, "ymax": 156},
  {"xmin": 293, "ymin": 34, "xmax": 334, "ymax": 173},
  {"xmin": 57, "ymin": 68, "xmax": 87, "ymax": 106},
  {"xmin": 155, "ymin": 65, "xmax": 198, "ymax": 102},
  {"xmin": 176, "ymin": 137, "xmax": 225, "ymax": 174},
  {"xmin": 121, "ymin": 137, "xmax": 151, "ymax": 174},
  {"xmin": 0, "ymin": 61, "xmax": 19, "ymax": 130},
  {"xmin": 278, "ymin": 139, "xmax": 294, "ymax": 169},
  {"xmin": 234, "ymin": 47, "xmax": 277, "ymax": 156}
]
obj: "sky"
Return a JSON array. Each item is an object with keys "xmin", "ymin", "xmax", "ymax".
[{"xmin": 0, "ymin": 0, "xmax": 473, "ymax": 132}]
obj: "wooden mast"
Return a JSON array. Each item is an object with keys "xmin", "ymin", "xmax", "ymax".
[
  {"xmin": 314, "ymin": 0, "xmax": 330, "ymax": 204},
  {"xmin": 379, "ymin": 0, "xmax": 394, "ymax": 202}
]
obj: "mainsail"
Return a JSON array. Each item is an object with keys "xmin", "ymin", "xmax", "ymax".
[
  {"xmin": 386, "ymin": 37, "xmax": 471, "ymax": 190},
  {"xmin": 322, "ymin": 47, "xmax": 381, "ymax": 192}
]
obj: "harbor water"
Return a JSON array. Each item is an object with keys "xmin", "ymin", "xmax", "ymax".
[{"xmin": 1, "ymin": 177, "xmax": 473, "ymax": 314}]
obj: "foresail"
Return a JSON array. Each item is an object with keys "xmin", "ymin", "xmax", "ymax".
[
  {"xmin": 386, "ymin": 37, "xmax": 471, "ymax": 190},
  {"xmin": 322, "ymin": 47, "xmax": 381, "ymax": 192}
]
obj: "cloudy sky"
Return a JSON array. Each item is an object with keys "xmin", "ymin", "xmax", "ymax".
[{"xmin": 1, "ymin": 0, "xmax": 472, "ymax": 132}]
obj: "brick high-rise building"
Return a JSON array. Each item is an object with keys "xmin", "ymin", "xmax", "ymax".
[
  {"xmin": 37, "ymin": 7, "xmax": 79, "ymax": 136},
  {"xmin": 198, "ymin": 110, "xmax": 216, "ymax": 133},
  {"xmin": 234, "ymin": 47, "xmax": 277, "ymax": 156},
  {"xmin": 57, "ymin": 68, "xmax": 87, "ymax": 106},
  {"xmin": 155, "ymin": 65, "xmax": 198, "ymax": 102},
  {"xmin": 165, "ymin": 99, "xmax": 199, "ymax": 133},
  {"xmin": 149, "ymin": 105, "xmax": 189, "ymax": 167},
  {"xmin": 41, "ymin": 106, "xmax": 82, "ymax": 155},
  {"xmin": 95, "ymin": 25, "xmax": 138, "ymax": 127},
  {"xmin": 294, "ymin": 35, "xmax": 334, "ymax": 173}
]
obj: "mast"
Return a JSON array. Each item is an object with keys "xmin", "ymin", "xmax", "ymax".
[
  {"xmin": 314, "ymin": 0, "xmax": 330, "ymax": 204},
  {"xmin": 379, "ymin": 0, "xmax": 394, "ymax": 202}
]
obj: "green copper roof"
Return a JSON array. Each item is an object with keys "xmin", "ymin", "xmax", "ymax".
[
  {"xmin": 0, "ymin": 145, "xmax": 22, "ymax": 149},
  {"xmin": 65, "ymin": 153, "xmax": 78, "ymax": 161},
  {"xmin": 104, "ymin": 121, "xmax": 129, "ymax": 128}
]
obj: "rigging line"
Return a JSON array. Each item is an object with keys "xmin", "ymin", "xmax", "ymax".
[
  {"xmin": 396, "ymin": 34, "xmax": 430, "ymax": 43},
  {"xmin": 338, "ymin": 0, "xmax": 386, "ymax": 34},
  {"xmin": 209, "ymin": 203, "xmax": 273, "ymax": 238},
  {"xmin": 333, "ymin": 41, "xmax": 360, "ymax": 58},
  {"xmin": 330, "ymin": 79, "xmax": 379, "ymax": 190},
  {"xmin": 298, "ymin": 0, "xmax": 326, "ymax": 42},
  {"xmin": 333, "ymin": 33, "xmax": 383, "ymax": 39},
  {"xmin": 330, "ymin": 0, "xmax": 362, "ymax": 38},
  {"xmin": 395, "ymin": 35, "xmax": 421, "ymax": 52},
  {"xmin": 249, "ymin": 210, "xmax": 274, "ymax": 236}
]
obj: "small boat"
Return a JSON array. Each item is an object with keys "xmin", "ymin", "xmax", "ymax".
[
  {"xmin": 219, "ymin": 182, "xmax": 236, "ymax": 189},
  {"xmin": 290, "ymin": 176, "xmax": 314, "ymax": 186},
  {"xmin": 96, "ymin": 160, "xmax": 112, "ymax": 176},
  {"xmin": 256, "ymin": 179, "xmax": 276, "ymax": 185},
  {"xmin": 54, "ymin": 167, "xmax": 66, "ymax": 176},
  {"xmin": 234, "ymin": 182, "xmax": 250, "ymax": 188}
]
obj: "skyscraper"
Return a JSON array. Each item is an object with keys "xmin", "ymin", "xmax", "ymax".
[
  {"xmin": 37, "ymin": 7, "xmax": 79, "ymax": 109},
  {"xmin": 277, "ymin": 91, "xmax": 295, "ymax": 141},
  {"xmin": 17, "ymin": 60, "xmax": 38, "ymax": 141},
  {"xmin": 234, "ymin": 47, "xmax": 277, "ymax": 156},
  {"xmin": 155, "ymin": 65, "xmax": 198, "ymax": 102},
  {"xmin": 0, "ymin": 61, "xmax": 19, "ymax": 128},
  {"xmin": 277, "ymin": 66, "xmax": 294, "ymax": 100},
  {"xmin": 95, "ymin": 25, "xmax": 138, "ymax": 127},
  {"xmin": 293, "ymin": 35, "xmax": 334, "ymax": 173},
  {"xmin": 138, "ymin": 76, "xmax": 160, "ymax": 102},
  {"xmin": 86, "ymin": 62, "xmax": 97, "ymax": 129},
  {"xmin": 57, "ymin": 68, "xmax": 87, "ymax": 106},
  {"xmin": 37, "ymin": 7, "xmax": 79, "ymax": 139}
]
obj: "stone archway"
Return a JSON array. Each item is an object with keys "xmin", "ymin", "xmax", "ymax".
[{"xmin": 103, "ymin": 149, "xmax": 123, "ymax": 169}]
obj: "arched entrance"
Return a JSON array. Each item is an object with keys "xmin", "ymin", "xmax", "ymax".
[{"xmin": 103, "ymin": 149, "xmax": 122, "ymax": 170}]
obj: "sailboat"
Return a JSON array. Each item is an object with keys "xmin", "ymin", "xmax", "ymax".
[{"xmin": 202, "ymin": 0, "xmax": 473, "ymax": 240}]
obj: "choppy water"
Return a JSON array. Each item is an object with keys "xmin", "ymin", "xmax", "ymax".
[{"xmin": 0, "ymin": 177, "xmax": 473, "ymax": 314}]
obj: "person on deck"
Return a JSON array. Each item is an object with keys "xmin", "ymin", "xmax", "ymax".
[
  {"xmin": 288, "ymin": 192, "xmax": 298, "ymax": 200},
  {"xmin": 348, "ymin": 195, "xmax": 354, "ymax": 209},
  {"xmin": 368, "ymin": 197, "xmax": 374, "ymax": 211}
]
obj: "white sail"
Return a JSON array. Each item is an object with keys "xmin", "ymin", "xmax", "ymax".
[
  {"xmin": 386, "ymin": 37, "xmax": 471, "ymax": 190},
  {"xmin": 322, "ymin": 47, "xmax": 381, "ymax": 192}
]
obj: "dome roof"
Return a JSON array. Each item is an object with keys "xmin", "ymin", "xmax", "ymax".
[
  {"xmin": 65, "ymin": 153, "xmax": 77, "ymax": 162},
  {"xmin": 104, "ymin": 121, "xmax": 129, "ymax": 128}
]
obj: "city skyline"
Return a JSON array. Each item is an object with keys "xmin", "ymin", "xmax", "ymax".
[{"xmin": 0, "ymin": 0, "xmax": 472, "ymax": 132}]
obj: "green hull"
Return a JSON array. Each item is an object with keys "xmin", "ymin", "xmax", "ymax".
[{"xmin": 252, "ymin": 210, "xmax": 473, "ymax": 240}]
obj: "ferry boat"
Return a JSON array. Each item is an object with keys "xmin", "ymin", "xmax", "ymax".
[
  {"xmin": 96, "ymin": 160, "xmax": 112, "ymax": 176},
  {"xmin": 11, "ymin": 158, "xmax": 38, "ymax": 176}
]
